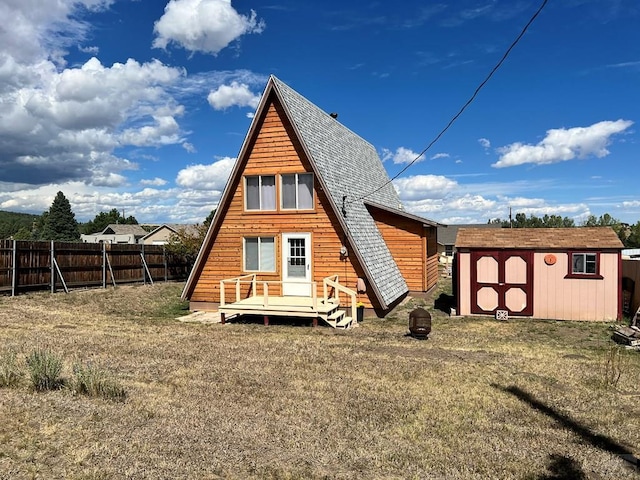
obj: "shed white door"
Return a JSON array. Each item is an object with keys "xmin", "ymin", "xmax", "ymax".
[{"xmin": 282, "ymin": 233, "xmax": 312, "ymax": 296}]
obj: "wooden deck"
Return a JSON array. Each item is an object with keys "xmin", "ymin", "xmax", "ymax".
[
  {"xmin": 220, "ymin": 296, "xmax": 337, "ymax": 319},
  {"xmin": 218, "ymin": 275, "xmax": 357, "ymax": 328}
]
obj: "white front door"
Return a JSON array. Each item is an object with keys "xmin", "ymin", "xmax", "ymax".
[{"xmin": 282, "ymin": 233, "xmax": 311, "ymax": 296}]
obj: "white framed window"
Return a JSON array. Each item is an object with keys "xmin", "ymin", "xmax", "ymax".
[
  {"xmin": 245, "ymin": 175, "xmax": 276, "ymax": 211},
  {"xmin": 244, "ymin": 237, "xmax": 275, "ymax": 272},
  {"xmin": 281, "ymin": 173, "xmax": 314, "ymax": 210}
]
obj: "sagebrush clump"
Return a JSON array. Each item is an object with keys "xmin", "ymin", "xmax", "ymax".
[
  {"xmin": 0, "ymin": 350, "xmax": 23, "ymax": 388},
  {"xmin": 26, "ymin": 348, "xmax": 64, "ymax": 391},
  {"xmin": 71, "ymin": 362, "xmax": 127, "ymax": 401}
]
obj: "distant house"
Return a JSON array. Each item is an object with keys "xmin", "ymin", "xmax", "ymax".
[
  {"xmin": 455, "ymin": 227, "xmax": 624, "ymax": 321},
  {"xmin": 182, "ymin": 75, "xmax": 442, "ymax": 318},
  {"xmin": 141, "ymin": 224, "xmax": 199, "ymax": 245},
  {"xmin": 81, "ymin": 224, "xmax": 148, "ymax": 244},
  {"xmin": 437, "ymin": 223, "xmax": 501, "ymax": 259}
]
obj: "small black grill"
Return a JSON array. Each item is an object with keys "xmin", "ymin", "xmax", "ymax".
[{"xmin": 409, "ymin": 307, "xmax": 431, "ymax": 339}]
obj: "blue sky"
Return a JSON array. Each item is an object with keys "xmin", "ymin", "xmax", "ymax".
[{"xmin": 0, "ymin": 0, "xmax": 638, "ymax": 225}]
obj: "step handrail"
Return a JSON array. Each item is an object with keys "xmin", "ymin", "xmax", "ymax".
[{"xmin": 323, "ymin": 276, "xmax": 357, "ymax": 323}]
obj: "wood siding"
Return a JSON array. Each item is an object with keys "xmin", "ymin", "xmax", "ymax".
[
  {"xmin": 371, "ymin": 208, "xmax": 438, "ymax": 292},
  {"xmin": 190, "ymin": 98, "xmax": 377, "ymax": 308}
]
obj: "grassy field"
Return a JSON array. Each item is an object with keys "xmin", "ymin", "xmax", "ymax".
[{"xmin": 0, "ymin": 279, "xmax": 639, "ymax": 479}]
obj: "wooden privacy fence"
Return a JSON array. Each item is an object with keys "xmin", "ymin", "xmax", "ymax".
[{"xmin": 0, "ymin": 240, "xmax": 190, "ymax": 296}]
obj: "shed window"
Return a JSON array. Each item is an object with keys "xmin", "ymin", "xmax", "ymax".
[
  {"xmin": 566, "ymin": 252, "xmax": 602, "ymax": 279},
  {"xmin": 281, "ymin": 173, "xmax": 313, "ymax": 210},
  {"xmin": 244, "ymin": 237, "xmax": 275, "ymax": 272},
  {"xmin": 245, "ymin": 175, "xmax": 276, "ymax": 211}
]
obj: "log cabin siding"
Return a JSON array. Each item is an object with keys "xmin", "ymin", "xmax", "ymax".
[
  {"xmin": 190, "ymin": 98, "xmax": 377, "ymax": 308},
  {"xmin": 425, "ymin": 227, "xmax": 438, "ymax": 291},
  {"xmin": 371, "ymin": 208, "xmax": 438, "ymax": 292}
]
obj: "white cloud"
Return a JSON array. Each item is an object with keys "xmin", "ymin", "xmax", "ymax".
[
  {"xmin": 0, "ymin": 53, "xmax": 185, "ymax": 185},
  {"xmin": 140, "ymin": 178, "xmax": 168, "ymax": 187},
  {"xmin": 493, "ymin": 120, "xmax": 633, "ymax": 168},
  {"xmin": 176, "ymin": 157, "xmax": 236, "ymax": 190},
  {"xmin": 430, "ymin": 152, "xmax": 450, "ymax": 160},
  {"xmin": 79, "ymin": 45, "xmax": 99, "ymax": 54},
  {"xmin": 182, "ymin": 142, "xmax": 196, "ymax": 153},
  {"xmin": 207, "ymin": 81, "xmax": 261, "ymax": 110},
  {"xmin": 153, "ymin": 0, "xmax": 265, "ymax": 55},
  {"xmin": 478, "ymin": 137, "xmax": 490, "ymax": 149},
  {"xmin": 382, "ymin": 146, "xmax": 424, "ymax": 164},
  {"xmin": 393, "ymin": 175, "xmax": 458, "ymax": 201},
  {"xmin": 119, "ymin": 115, "xmax": 183, "ymax": 147}
]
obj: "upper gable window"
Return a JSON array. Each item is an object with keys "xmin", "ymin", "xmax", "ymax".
[
  {"xmin": 281, "ymin": 173, "xmax": 314, "ymax": 210},
  {"xmin": 245, "ymin": 175, "xmax": 276, "ymax": 211},
  {"xmin": 566, "ymin": 252, "xmax": 603, "ymax": 279}
]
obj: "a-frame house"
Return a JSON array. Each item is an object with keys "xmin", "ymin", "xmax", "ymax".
[{"xmin": 182, "ymin": 76, "xmax": 441, "ymax": 326}]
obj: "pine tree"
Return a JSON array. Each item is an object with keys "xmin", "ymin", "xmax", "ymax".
[
  {"xmin": 81, "ymin": 208, "xmax": 138, "ymax": 234},
  {"xmin": 40, "ymin": 192, "xmax": 80, "ymax": 241}
]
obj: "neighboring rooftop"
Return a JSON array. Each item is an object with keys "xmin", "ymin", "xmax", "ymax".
[{"xmin": 102, "ymin": 224, "xmax": 148, "ymax": 236}]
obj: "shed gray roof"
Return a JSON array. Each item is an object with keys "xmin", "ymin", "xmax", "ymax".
[{"xmin": 272, "ymin": 77, "xmax": 408, "ymax": 307}]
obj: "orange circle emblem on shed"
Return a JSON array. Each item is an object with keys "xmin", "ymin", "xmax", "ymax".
[{"xmin": 544, "ymin": 254, "xmax": 557, "ymax": 265}]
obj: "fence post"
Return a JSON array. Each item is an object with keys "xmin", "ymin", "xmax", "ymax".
[
  {"xmin": 102, "ymin": 242, "xmax": 106, "ymax": 289},
  {"xmin": 163, "ymin": 244, "xmax": 167, "ymax": 282},
  {"xmin": 141, "ymin": 243, "xmax": 145, "ymax": 285},
  {"xmin": 50, "ymin": 240, "xmax": 55, "ymax": 293},
  {"xmin": 11, "ymin": 240, "xmax": 17, "ymax": 297}
]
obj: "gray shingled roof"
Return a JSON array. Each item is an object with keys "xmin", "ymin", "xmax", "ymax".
[
  {"xmin": 102, "ymin": 224, "xmax": 148, "ymax": 236},
  {"xmin": 272, "ymin": 77, "xmax": 408, "ymax": 307}
]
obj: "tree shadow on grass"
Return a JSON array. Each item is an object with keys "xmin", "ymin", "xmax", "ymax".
[{"xmin": 492, "ymin": 384, "xmax": 639, "ymax": 472}]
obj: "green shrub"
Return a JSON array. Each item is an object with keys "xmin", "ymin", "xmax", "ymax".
[
  {"xmin": 0, "ymin": 350, "xmax": 23, "ymax": 387},
  {"xmin": 71, "ymin": 362, "xmax": 127, "ymax": 401},
  {"xmin": 26, "ymin": 348, "xmax": 64, "ymax": 391}
]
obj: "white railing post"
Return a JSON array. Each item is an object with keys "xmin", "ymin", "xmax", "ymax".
[
  {"xmin": 351, "ymin": 292, "xmax": 357, "ymax": 323},
  {"xmin": 252, "ymin": 274, "xmax": 257, "ymax": 297},
  {"xmin": 263, "ymin": 282, "xmax": 269, "ymax": 307},
  {"xmin": 235, "ymin": 278, "xmax": 240, "ymax": 302},
  {"xmin": 312, "ymin": 281, "xmax": 317, "ymax": 309},
  {"xmin": 220, "ymin": 281, "xmax": 226, "ymax": 306}
]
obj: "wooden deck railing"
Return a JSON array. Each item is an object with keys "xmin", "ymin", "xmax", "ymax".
[
  {"xmin": 220, "ymin": 274, "xmax": 357, "ymax": 321},
  {"xmin": 220, "ymin": 275, "xmax": 319, "ymax": 310}
]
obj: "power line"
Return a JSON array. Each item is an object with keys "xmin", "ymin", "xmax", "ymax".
[{"xmin": 349, "ymin": 0, "xmax": 549, "ymax": 206}]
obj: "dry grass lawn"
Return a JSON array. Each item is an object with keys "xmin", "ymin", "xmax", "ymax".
[{"xmin": 0, "ymin": 279, "xmax": 639, "ymax": 479}]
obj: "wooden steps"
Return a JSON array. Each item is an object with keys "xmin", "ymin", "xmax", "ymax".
[{"xmin": 324, "ymin": 309, "xmax": 354, "ymax": 329}]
